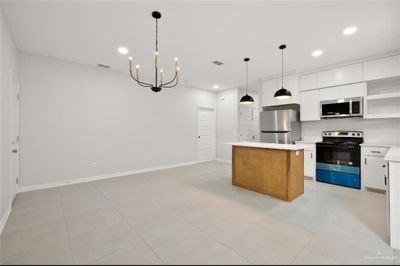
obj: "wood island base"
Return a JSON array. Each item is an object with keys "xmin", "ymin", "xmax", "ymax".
[{"xmin": 232, "ymin": 146, "xmax": 304, "ymax": 202}]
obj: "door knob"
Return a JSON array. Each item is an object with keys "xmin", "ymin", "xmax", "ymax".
[{"xmin": 11, "ymin": 149, "xmax": 18, "ymax": 153}]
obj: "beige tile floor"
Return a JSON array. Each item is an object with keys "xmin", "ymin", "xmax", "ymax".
[{"xmin": 0, "ymin": 161, "xmax": 397, "ymax": 265}]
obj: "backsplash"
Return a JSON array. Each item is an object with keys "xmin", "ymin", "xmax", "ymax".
[{"xmin": 301, "ymin": 118, "xmax": 400, "ymax": 144}]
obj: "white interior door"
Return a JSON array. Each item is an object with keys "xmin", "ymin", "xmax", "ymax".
[
  {"xmin": 9, "ymin": 71, "xmax": 19, "ymax": 200},
  {"xmin": 197, "ymin": 107, "xmax": 216, "ymax": 162}
]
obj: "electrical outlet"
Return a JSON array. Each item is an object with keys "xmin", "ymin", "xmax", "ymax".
[{"xmin": 92, "ymin": 162, "xmax": 97, "ymax": 168}]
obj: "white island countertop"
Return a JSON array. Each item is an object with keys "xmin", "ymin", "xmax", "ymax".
[
  {"xmin": 228, "ymin": 142, "xmax": 306, "ymax": 151},
  {"xmin": 385, "ymin": 146, "xmax": 400, "ymax": 162}
]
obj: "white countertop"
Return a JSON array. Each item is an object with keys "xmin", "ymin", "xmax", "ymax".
[
  {"xmin": 296, "ymin": 139, "xmax": 321, "ymax": 144},
  {"xmin": 385, "ymin": 146, "xmax": 400, "ymax": 162},
  {"xmin": 228, "ymin": 142, "xmax": 306, "ymax": 151},
  {"xmin": 295, "ymin": 140, "xmax": 318, "ymax": 145},
  {"xmin": 361, "ymin": 143, "xmax": 392, "ymax": 148}
]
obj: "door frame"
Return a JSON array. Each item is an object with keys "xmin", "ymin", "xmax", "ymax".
[
  {"xmin": 9, "ymin": 70, "xmax": 20, "ymax": 200},
  {"xmin": 197, "ymin": 106, "xmax": 216, "ymax": 162}
]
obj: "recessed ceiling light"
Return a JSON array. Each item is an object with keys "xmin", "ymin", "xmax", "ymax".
[
  {"xmin": 343, "ymin": 26, "xmax": 357, "ymax": 36},
  {"xmin": 213, "ymin": 84, "xmax": 220, "ymax": 89},
  {"xmin": 118, "ymin": 46, "xmax": 129, "ymax": 55},
  {"xmin": 312, "ymin": 49, "xmax": 323, "ymax": 57}
]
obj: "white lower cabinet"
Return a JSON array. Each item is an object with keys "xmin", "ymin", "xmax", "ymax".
[
  {"xmin": 304, "ymin": 149, "xmax": 316, "ymax": 180},
  {"xmin": 296, "ymin": 142, "xmax": 316, "ymax": 180},
  {"xmin": 361, "ymin": 146, "xmax": 389, "ymax": 191}
]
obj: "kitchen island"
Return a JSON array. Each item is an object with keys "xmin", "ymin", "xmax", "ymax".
[{"xmin": 229, "ymin": 142, "xmax": 305, "ymax": 202}]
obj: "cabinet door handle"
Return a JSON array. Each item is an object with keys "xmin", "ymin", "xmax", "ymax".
[
  {"xmin": 365, "ymin": 157, "xmax": 367, "ymax": 165},
  {"xmin": 371, "ymin": 151, "xmax": 381, "ymax": 154},
  {"xmin": 385, "ymin": 175, "xmax": 387, "ymax": 186},
  {"xmin": 311, "ymin": 153, "xmax": 313, "ymax": 159}
]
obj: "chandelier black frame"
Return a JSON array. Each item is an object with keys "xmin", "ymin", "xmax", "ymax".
[{"xmin": 128, "ymin": 11, "xmax": 179, "ymax": 93}]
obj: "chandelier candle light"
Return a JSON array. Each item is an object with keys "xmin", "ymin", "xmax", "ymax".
[{"xmin": 128, "ymin": 11, "xmax": 179, "ymax": 93}]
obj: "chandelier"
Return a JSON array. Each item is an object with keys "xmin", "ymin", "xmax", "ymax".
[{"xmin": 128, "ymin": 11, "xmax": 179, "ymax": 93}]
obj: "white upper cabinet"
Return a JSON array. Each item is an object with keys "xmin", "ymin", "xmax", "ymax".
[
  {"xmin": 261, "ymin": 75, "xmax": 300, "ymax": 107},
  {"xmin": 317, "ymin": 63, "xmax": 363, "ymax": 88},
  {"xmin": 300, "ymin": 73, "xmax": 317, "ymax": 91},
  {"xmin": 300, "ymin": 89, "xmax": 320, "ymax": 121},
  {"xmin": 363, "ymin": 55, "xmax": 400, "ymax": 81},
  {"xmin": 319, "ymin": 87, "xmax": 340, "ymax": 101},
  {"xmin": 319, "ymin": 83, "xmax": 366, "ymax": 101},
  {"xmin": 277, "ymin": 74, "xmax": 300, "ymax": 105},
  {"xmin": 261, "ymin": 79, "xmax": 277, "ymax": 107},
  {"xmin": 340, "ymin": 82, "xmax": 366, "ymax": 98}
]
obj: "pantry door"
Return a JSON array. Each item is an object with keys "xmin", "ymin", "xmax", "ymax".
[{"xmin": 197, "ymin": 107, "xmax": 216, "ymax": 162}]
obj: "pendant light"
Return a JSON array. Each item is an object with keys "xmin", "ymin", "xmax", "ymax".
[
  {"xmin": 274, "ymin": 44, "xmax": 292, "ymax": 99},
  {"xmin": 240, "ymin": 58, "xmax": 254, "ymax": 104}
]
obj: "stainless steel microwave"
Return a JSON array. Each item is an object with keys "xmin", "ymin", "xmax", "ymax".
[{"xmin": 320, "ymin": 97, "xmax": 363, "ymax": 119}]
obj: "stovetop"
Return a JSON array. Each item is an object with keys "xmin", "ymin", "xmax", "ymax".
[{"xmin": 319, "ymin": 131, "xmax": 364, "ymax": 146}]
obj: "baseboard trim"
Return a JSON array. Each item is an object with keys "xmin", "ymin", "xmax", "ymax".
[
  {"xmin": 17, "ymin": 160, "xmax": 201, "ymax": 193},
  {"xmin": 0, "ymin": 203, "xmax": 12, "ymax": 235},
  {"xmin": 216, "ymin": 158, "xmax": 232, "ymax": 163}
]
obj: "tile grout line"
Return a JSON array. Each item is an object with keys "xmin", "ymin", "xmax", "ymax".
[
  {"xmin": 57, "ymin": 192, "xmax": 76, "ymax": 265},
  {"xmin": 65, "ymin": 182, "xmax": 146, "ymax": 264},
  {"xmin": 142, "ymin": 238, "xmax": 167, "ymax": 265},
  {"xmin": 289, "ymin": 191, "xmax": 347, "ymax": 265},
  {"xmin": 91, "ymin": 181, "xmax": 167, "ymax": 265},
  {"xmin": 187, "ymin": 216, "xmax": 253, "ymax": 265}
]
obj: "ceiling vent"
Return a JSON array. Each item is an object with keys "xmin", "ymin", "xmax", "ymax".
[
  {"xmin": 97, "ymin": 64, "xmax": 111, "ymax": 69},
  {"xmin": 212, "ymin": 60, "xmax": 224, "ymax": 66}
]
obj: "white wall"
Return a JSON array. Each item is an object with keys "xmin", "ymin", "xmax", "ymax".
[
  {"xmin": 0, "ymin": 5, "xmax": 19, "ymax": 230},
  {"xmin": 238, "ymin": 88, "xmax": 260, "ymax": 142},
  {"xmin": 216, "ymin": 88, "xmax": 239, "ymax": 161},
  {"xmin": 302, "ymin": 118, "xmax": 400, "ymax": 144},
  {"xmin": 19, "ymin": 52, "xmax": 216, "ymax": 188}
]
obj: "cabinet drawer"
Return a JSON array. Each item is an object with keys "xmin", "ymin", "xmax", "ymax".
[{"xmin": 362, "ymin": 147, "xmax": 389, "ymax": 157}]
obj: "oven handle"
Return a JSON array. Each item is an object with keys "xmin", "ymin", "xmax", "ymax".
[{"xmin": 317, "ymin": 144, "xmax": 360, "ymax": 149}]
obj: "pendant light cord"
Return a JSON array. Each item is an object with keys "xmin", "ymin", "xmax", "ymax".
[
  {"xmin": 281, "ymin": 48, "xmax": 284, "ymax": 88},
  {"xmin": 156, "ymin": 18, "xmax": 158, "ymax": 52},
  {"xmin": 246, "ymin": 60, "xmax": 248, "ymax": 94},
  {"xmin": 155, "ymin": 18, "xmax": 158, "ymax": 86}
]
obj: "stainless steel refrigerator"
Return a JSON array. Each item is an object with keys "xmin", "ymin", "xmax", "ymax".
[{"xmin": 260, "ymin": 105, "xmax": 301, "ymax": 144}]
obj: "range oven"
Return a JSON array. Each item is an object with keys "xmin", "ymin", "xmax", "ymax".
[
  {"xmin": 320, "ymin": 97, "xmax": 363, "ymax": 119},
  {"xmin": 316, "ymin": 131, "xmax": 363, "ymax": 189}
]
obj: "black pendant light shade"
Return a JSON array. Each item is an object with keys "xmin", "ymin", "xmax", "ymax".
[
  {"xmin": 240, "ymin": 94, "xmax": 254, "ymax": 104},
  {"xmin": 274, "ymin": 87, "xmax": 292, "ymax": 99},
  {"xmin": 274, "ymin": 44, "xmax": 292, "ymax": 99},
  {"xmin": 240, "ymin": 58, "xmax": 254, "ymax": 104}
]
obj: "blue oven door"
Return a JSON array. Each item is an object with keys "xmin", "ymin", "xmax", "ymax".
[{"xmin": 316, "ymin": 163, "xmax": 361, "ymax": 189}]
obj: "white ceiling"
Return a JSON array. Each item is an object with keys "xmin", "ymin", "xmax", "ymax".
[{"xmin": 2, "ymin": 1, "xmax": 400, "ymax": 91}]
